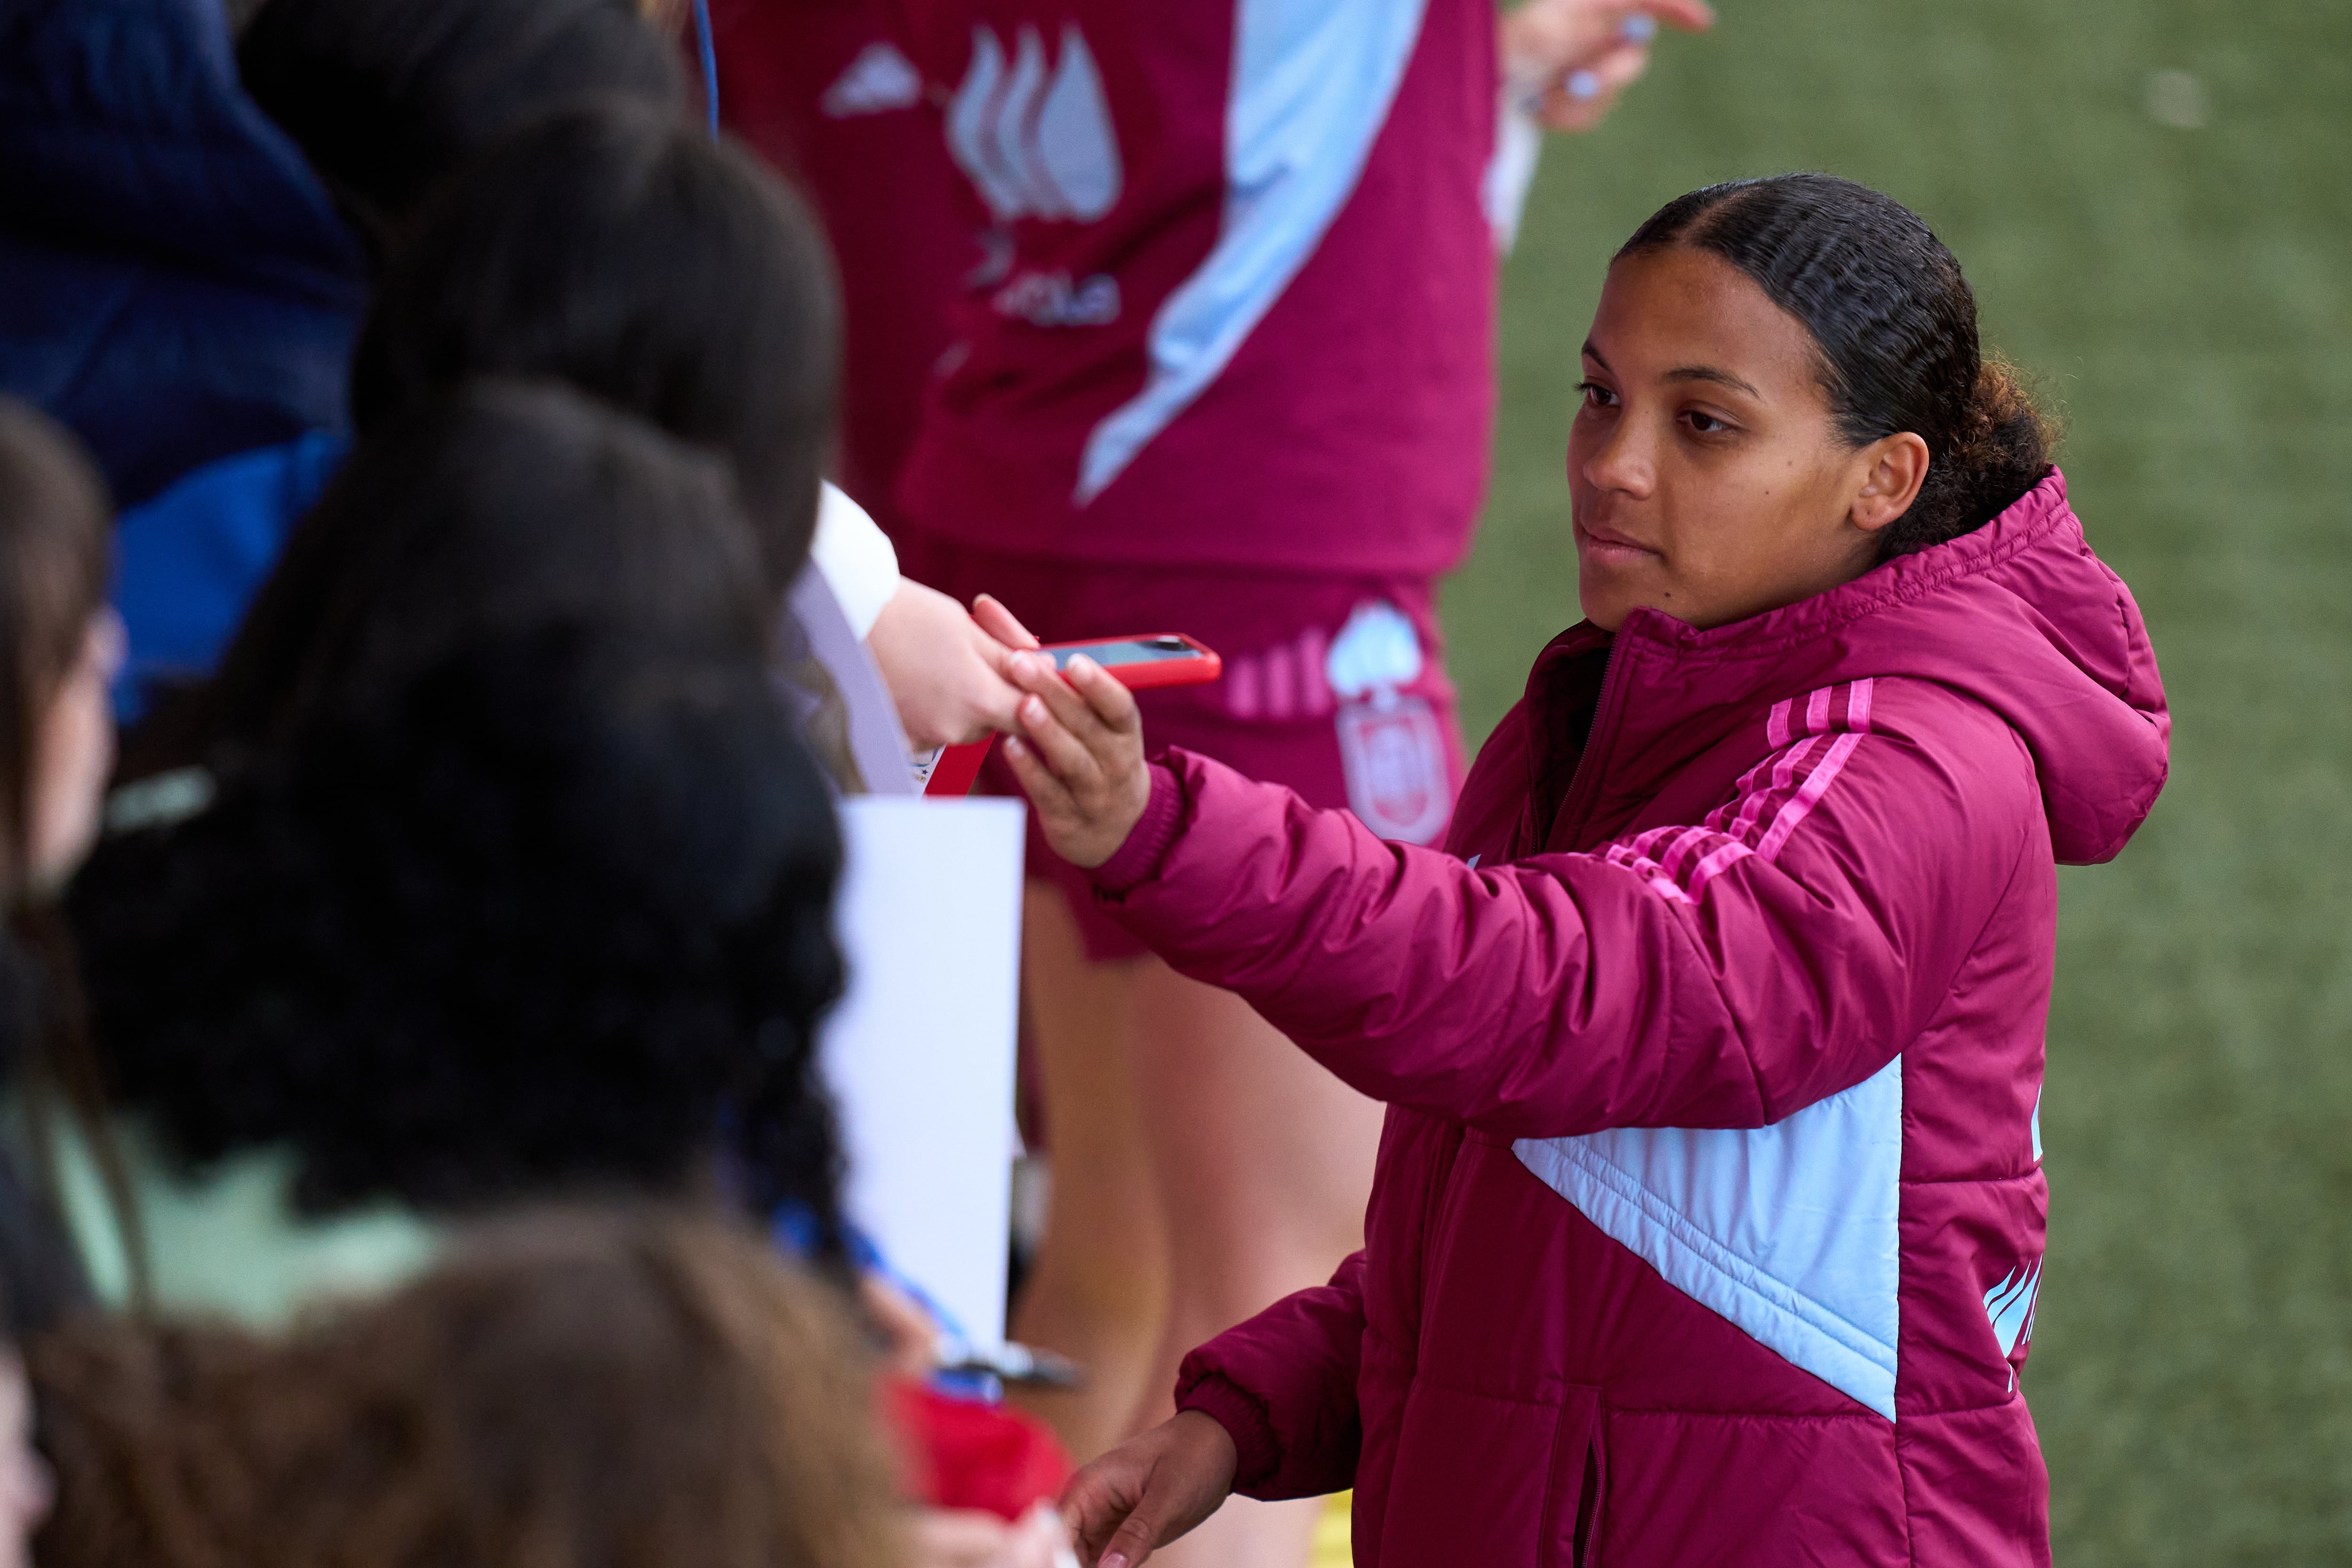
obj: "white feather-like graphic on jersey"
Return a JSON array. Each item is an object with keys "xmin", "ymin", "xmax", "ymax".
[
  {"xmin": 993, "ymin": 28, "xmax": 1052, "ymax": 213},
  {"xmin": 946, "ymin": 24, "xmax": 1122, "ymax": 224},
  {"xmin": 947, "ymin": 28, "xmax": 1017, "ymax": 218},
  {"xmin": 1036, "ymin": 24, "xmax": 1121, "ymax": 220}
]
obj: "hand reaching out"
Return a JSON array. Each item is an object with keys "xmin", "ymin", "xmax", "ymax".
[
  {"xmin": 998, "ymin": 651, "xmax": 1150, "ymax": 871},
  {"xmin": 1502, "ymin": 0, "xmax": 1714, "ymax": 133},
  {"xmin": 970, "ymin": 594, "xmax": 1040, "ymax": 657},
  {"xmin": 1058, "ymin": 1412, "xmax": 1238, "ymax": 1568},
  {"xmin": 867, "ymin": 585, "xmax": 1043, "ymax": 751}
]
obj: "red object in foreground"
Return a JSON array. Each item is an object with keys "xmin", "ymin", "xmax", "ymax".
[
  {"xmin": 888, "ymin": 1379, "xmax": 1074, "ymax": 1520},
  {"xmin": 923, "ymin": 736, "xmax": 997, "ymax": 799},
  {"xmin": 925, "ymin": 634, "xmax": 1222, "ymax": 797}
]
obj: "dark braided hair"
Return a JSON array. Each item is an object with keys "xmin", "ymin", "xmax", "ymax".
[{"xmin": 1620, "ymin": 174, "xmax": 2053, "ymax": 559}]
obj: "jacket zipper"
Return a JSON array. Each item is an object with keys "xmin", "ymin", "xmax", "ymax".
[
  {"xmin": 1551, "ymin": 637, "xmax": 1631, "ymax": 854},
  {"xmin": 1570, "ymin": 1431, "xmax": 1605, "ymax": 1566}
]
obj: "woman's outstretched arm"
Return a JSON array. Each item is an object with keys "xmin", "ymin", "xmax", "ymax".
[{"xmin": 1001, "ymin": 654, "xmax": 2038, "ymax": 1139}]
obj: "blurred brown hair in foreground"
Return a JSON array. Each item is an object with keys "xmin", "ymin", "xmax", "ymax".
[{"xmin": 32, "ymin": 1206, "xmax": 907, "ymax": 1568}]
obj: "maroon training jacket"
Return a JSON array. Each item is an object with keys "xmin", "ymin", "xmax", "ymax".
[{"xmin": 1085, "ymin": 471, "xmax": 2169, "ymax": 1566}]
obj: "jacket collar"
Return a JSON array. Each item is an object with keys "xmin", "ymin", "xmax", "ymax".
[{"xmin": 1517, "ymin": 469, "xmax": 2107, "ymax": 855}]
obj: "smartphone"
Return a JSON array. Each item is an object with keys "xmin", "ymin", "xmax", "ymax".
[
  {"xmin": 1041, "ymin": 633, "xmax": 1222, "ymax": 689},
  {"xmin": 921, "ymin": 633, "xmax": 1222, "ymax": 797}
]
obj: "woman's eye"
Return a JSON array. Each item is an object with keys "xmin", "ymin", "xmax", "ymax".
[
  {"xmin": 1683, "ymin": 409, "xmax": 1732, "ymax": 435},
  {"xmin": 1577, "ymin": 381, "xmax": 1617, "ymax": 409}
]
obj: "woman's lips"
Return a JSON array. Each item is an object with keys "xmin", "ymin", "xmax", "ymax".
[{"xmin": 1574, "ymin": 520, "xmax": 1661, "ymax": 565}]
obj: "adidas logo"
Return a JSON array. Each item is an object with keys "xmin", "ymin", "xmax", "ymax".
[
  {"xmin": 946, "ymin": 23, "xmax": 1122, "ymax": 223},
  {"xmin": 822, "ymin": 41, "xmax": 924, "ymax": 118}
]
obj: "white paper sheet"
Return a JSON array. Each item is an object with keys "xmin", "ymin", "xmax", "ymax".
[{"xmin": 822, "ymin": 796, "xmax": 1025, "ymax": 1346}]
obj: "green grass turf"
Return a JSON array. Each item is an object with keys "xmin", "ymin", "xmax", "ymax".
[{"xmin": 1440, "ymin": 2, "xmax": 2352, "ymax": 1558}]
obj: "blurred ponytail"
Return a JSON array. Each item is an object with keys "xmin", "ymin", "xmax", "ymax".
[{"xmin": 1621, "ymin": 174, "xmax": 2054, "ymax": 561}]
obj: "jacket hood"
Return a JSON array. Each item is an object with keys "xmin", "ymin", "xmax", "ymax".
[{"xmin": 1564, "ymin": 468, "xmax": 2169, "ymax": 865}]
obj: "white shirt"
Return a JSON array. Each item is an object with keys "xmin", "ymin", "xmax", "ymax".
[{"xmin": 811, "ymin": 481, "xmax": 902, "ymax": 641}]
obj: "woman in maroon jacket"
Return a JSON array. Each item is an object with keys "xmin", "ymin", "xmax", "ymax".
[{"xmin": 997, "ymin": 175, "xmax": 2167, "ymax": 1566}]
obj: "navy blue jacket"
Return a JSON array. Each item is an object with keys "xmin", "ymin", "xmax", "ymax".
[{"xmin": 0, "ymin": 0, "xmax": 367, "ymax": 506}]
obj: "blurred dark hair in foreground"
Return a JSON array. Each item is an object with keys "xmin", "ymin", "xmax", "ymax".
[
  {"xmin": 34, "ymin": 1207, "xmax": 905, "ymax": 1568},
  {"xmin": 355, "ymin": 104, "xmax": 842, "ymax": 592},
  {"xmin": 238, "ymin": 0, "xmax": 684, "ymax": 240},
  {"xmin": 68, "ymin": 383, "xmax": 847, "ymax": 1248},
  {"xmin": 193, "ymin": 379, "xmax": 771, "ymax": 768},
  {"xmin": 72, "ymin": 618, "xmax": 849, "ymax": 1237}
]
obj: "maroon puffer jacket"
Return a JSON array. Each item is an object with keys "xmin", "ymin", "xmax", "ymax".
[{"xmin": 1084, "ymin": 471, "xmax": 2168, "ymax": 1566}]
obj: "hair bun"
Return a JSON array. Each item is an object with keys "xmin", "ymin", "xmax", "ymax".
[{"xmin": 1907, "ymin": 357, "xmax": 2056, "ymax": 555}]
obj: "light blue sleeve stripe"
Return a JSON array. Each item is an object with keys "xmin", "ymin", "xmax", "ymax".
[{"xmin": 1075, "ymin": 0, "xmax": 1431, "ymax": 502}]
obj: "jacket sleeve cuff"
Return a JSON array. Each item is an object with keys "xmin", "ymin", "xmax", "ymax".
[
  {"xmin": 1089, "ymin": 759, "xmax": 1183, "ymax": 896},
  {"xmin": 1174, "ymin": 1371, "xmax": 1283, "ymax": 1495}
]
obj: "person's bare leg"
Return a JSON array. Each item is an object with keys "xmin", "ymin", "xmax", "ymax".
[
  {"xmin": 1126, "ymin": 962, "xmax": 1384, "ymax": 1568},
  {"xmin": 1005, "ymin": 883, "xmax": 1169, "ymax": 1462}
]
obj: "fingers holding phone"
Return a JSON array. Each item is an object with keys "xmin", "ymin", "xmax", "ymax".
[
  {"xmin": 1000, "ymin": 653, "xmax": 1151, "ymax": 870},
  {"xmin": 870, "ymin": 581, "xmax": 1034, "ymax": 750},
  {"xmin": 971, "ymin": 593, "xmax": 1043, "ymax": 656}
]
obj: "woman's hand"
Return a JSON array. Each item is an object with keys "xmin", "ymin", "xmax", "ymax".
[
  {"xmin": 970, "ymin": 594, "xmax": 1041, "ymax": 657},
  {"xmin": 1501, "ymin": 0, "xmax": 1714, "ymax": 133},
  {"xmin": 867, "ymin": 584, "xmax": 1043, "ymax": 751},
  {"xmin": 1059, "ymin": 1411, "xmax": 1238, "ymax": 1568},
  {"xmin": 999, "ymin": 652, "xmax": 1150, "ymax": 871}
]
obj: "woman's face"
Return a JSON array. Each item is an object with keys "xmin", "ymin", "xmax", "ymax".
[
  {"xmin": 0, "ymin": 1352, "xmax": 52, "ymax": 1568},
  {"xmin": 1566, "ymin": 245, "xmax": 1929, "ymax": 633},
  {"xmin": 26, "ymin": 610, "xmax": 122, "ymax": 892}
]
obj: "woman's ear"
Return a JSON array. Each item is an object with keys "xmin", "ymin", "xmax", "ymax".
[{"xmin": 1848, "ymin": 432, "xmax": 1930, "ymax": 535}]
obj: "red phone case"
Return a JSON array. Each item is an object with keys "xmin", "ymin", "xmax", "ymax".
[
  {"xmin": 923, "ymin": 634, "xmax": 1222, "ymax": 797},
  {"xmin": 1056, "ymin": 632, "xmax": 1223, "ymax": 689}
]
